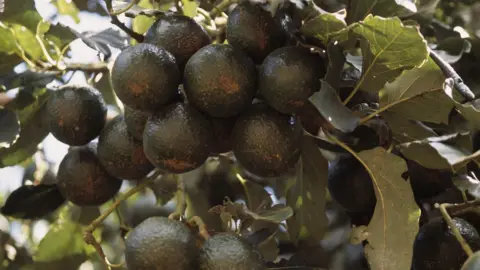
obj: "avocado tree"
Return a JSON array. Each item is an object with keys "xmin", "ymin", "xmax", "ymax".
[{"xmin": 2, "ymin": 0, "xmax": 480, "ymax": 269}]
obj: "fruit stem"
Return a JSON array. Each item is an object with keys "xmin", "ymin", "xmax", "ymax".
[
  {"xmin": 174, "ymin": 175, "xmax": 187, "ymax": 218},
  {"xmin": 210, "ymin": 0, "xmax": 236, "ymax": 17},
  {"xmin": 188, "ymin": 216, "xmax": 211, "ymax": 240},
  {"xmin": 437, "ymin": 202, "xmax": 474, "ymax": 257}
]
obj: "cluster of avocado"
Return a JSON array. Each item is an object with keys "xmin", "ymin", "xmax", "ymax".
[
  {"xmin": 45, "ymin": 0, "xmax": 327, "ymax": 208},
  {"xmin": 124, "ymin": 216, "xmax": 266, "ymax": 270}
]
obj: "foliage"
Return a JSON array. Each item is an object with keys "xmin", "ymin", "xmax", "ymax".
[{"xmin": 2, "ymin": 0, "xmax": 480, "ymax": 269}]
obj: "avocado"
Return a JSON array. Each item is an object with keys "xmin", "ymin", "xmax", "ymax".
[
  {"xmin": 412, "ymin": 217, "xmax": 480, "ymax": 270},
  {"xmin": 56, "ymin": 143, "xmax": 122, "ymax": 206},
  {"xmin": 111, "ymin": 43, "xmax": 180, "ymax": 112},
  {"xmin": 97, "ymin": 115, "xmax": 154, "ymax": 180},
  {"xmin": 199, "ymin": 233, "xmax": 265, "ymax": 270},
  {"xmin": 226, "ymin": 2, "xmax": 284, "ymax": 63},
  {"xmin": 143, "ymin": 102, "xmax": 212, "ymax": 173},
  {"xmin": 144, "ymin": 14, "xmax": 211, "ymax": 72},
  {"xmin": 125, "ymin": 216, "xmax": 198, "ymax": 270},
  {"xmin": 327, "ymin": 157, "xmax": 376, "ymax": 215},
  {"xmin": 46, "ymin": 84, "xmax": 107, "ymax": 146},
  {"xmin": 231, "ymin": 104, "xmax": 302, "ymax": 177},
  {"xmin": 183, "ymin": 44, "xmax": 257, "ymax": 118},
  {"xmin": 124, "ymin": 105, "xmax": 150, "ymax": 141},
  {"xmin": 209, "ymin": 116, "xmax": 236, "ymax": 155},
  {"xmin": 259, "ymin": 46, "xmax": 326, "ymax": 114}
]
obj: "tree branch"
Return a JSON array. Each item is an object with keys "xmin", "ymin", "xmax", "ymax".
[
  {"xmin": 429, "ymin": 47, "xmax": 476, "ymax": 103},
  {"xmin": 104, "ymin": 0, "xmax": 144, "ymax": 43},
  {"xmin": 63, "ymin": 62, "xmax": 110, "ymax": 72}
]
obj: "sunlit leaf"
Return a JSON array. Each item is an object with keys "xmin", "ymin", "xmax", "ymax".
[
  {"xmin": 379, "ymin": 57, "xmax": 453, "ymax": 124},
  {"xmin": 347, "ymin": 0, "xmax": 417, "ymax": 24},
  {"xmin": 181, "ymin": 0, "xmax": 198, "ymax": 18},
  {"xmin": 300, "ymin": 11, "xmax": 347, "ymax": 45},
  {"xmin": 351, "ymin": 15, "xmax": 429, "ymax": 94},
  {"xmin": 355, "ymin": 147, "xmax": 420, "ymax": 270},
  {"xmin": 54, "ymin": 0, "xmax": 80, "ymax": 23}
]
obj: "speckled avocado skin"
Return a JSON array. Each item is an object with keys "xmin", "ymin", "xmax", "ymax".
[
  {"xmin": 143, "ymin": 102, "xmax": 212, "ymax": 173},
  {"xmin": 183, "ymin": 44, "xmax": 257, "ymax": 118},
  {"xmin": 412, "ymin": 217, "xmax": 480, "ymax": 270},
  {"xmin": 124, "ymin": 106, "xmax": 150, "ymax": 141},
  {"xmin": 226, "ymin": 2, "xmax": 284, "ymax": 64},
  {"xmin": 199, "ymin": 233, "xmax": 266, "ymax": 270},
  {"xmin": 97, "ymin": 115, "xmax": 153, "ymax": 180},
  {"xmin": 46, "ymin": 84, "xmax": 107, "ymax": 146},
  {"xmin": 259, "ymin": 46, "xmax": 326, "ymax": 114},
  {"xmin": 56, "ymin": 144, "xmax": 122, "ymax": 206},
  {"xmin": 125, "ymin": 217, "xmax": 199, "ymax": 270},
  {"xmin": 231, "ymin": 104, "xmax": 302, "ymax": 177},
  {"xmin": 144, "ymin": 14, "xmax": 211, "ymax": 72},
  {"xmin": 111, "ymin": 43, "xmax": 180, "ymax": 112}
]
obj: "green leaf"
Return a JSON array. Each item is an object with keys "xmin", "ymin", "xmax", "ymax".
[
  {"xmin": 1, "ymin": 0, "xmax": 42, "ymax": 32},
  {"xmin": 378, "ymin": 57, "xmax": 453, "ymax": 124},
  {"xmin": 300, "ymin": 11, "xmax": 347, "ymax": 45},
  {"xmin": 286, "ymin": 135, "xmax": 328, "ymax": 244},
  {"xmin": 397, "ymin": 133, "xmax": 477, "ymax": 172},
  {"xmin": 9, "ymin": 23, "xmax": 42, "ymax": 60},
  {"xmin": 0, "ymin": 108, "xmax": 20, "ymax": 148},
  {"xmin": 356, "ymin": 147, "xmax": 420, "ymax": 270},
  {"xmin": 54, "ymin": 0, "xmax": 80, "ymax": 23},
  {"xmin": 132, "ymin": 0, "xmax": 156, "ymax": 37},
  {"xmin": 32, "ymin": 207, "xmax": 87, "ymax": 270},
  {"xmin": 44, "ymin": 23, "xmax": 77, "ymax": 49},
  {"xmin": 0, "ymin": 90, "xmax": 50, "ymax": 167},
  {"xmin": 181, "ymin": 0, "xmax": 198, "ymax": 18},
  {"xmin": 352, "ymin": 15, "xmax": 429, "ymax": 93},
  {"xmin": 381, "ymin": 111, "xmax": 438, "ymax": 143},
  {"xmin": 347, "ymin": 0, "xmax": 417, "ymax": 24},
  {"xmin": 0, "ymin": 23, "xmax": 18, "ymax": 54}
]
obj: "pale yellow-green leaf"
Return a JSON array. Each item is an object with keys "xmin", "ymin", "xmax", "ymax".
[
  {"xmin": 300, "ymin": 11, "xmax": 347, "ymax": 45},
  {"xmin": 379, "ymin": 57, "xmax": 453, "ymax": 124},
  {"xmin": 10, "ymin": 24, "xmax": 42, "ymax": 60},
  {"xmin": 352, "ymin": 15, "xmax": 429, "ymax": 93},
  {"xmin": 132, "ymin": 0, "xmax": 156, "ymax": 39},
  {"xmin": 347, "ymin": 0, "xmax": 417, "ymax": 24},
  {"xmin": 55, "ymin": 0, "xmax": 80, "ymax": 24},
  {"xmin": 0, "ymin": 23, "xmax": 19, "ymax": 54},
  {"xmin": 181, "ymin": 0, "xmax": 198, "ymax": 18},
  {"xmin": 356, "ymin": 147, "xmax": 421, "ymax": 270}
]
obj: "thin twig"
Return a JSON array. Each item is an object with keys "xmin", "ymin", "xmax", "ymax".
[
  {"xmin": 436, "ymin": 203, "xmax": 474, "ymax": 257},
  {"xmin": 104, "ymin": 0, "xmax": 144, "ymax": 42},
  {"xmin": 84, "ymin": 170, "xmax": 161, "ymax": 235},
  {"xmin": 429, "ymin": 48, "xmax": 475, "ymax": 102}
]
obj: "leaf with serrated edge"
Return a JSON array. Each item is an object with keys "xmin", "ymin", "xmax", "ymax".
[
  {"xmin": 286, "ymin": 135, "xmax": 328, "ymax": 244},
  {"xmin": 352, "ymin": 15, "xmax": 429, "ymax": 93},
  {"xmin": 347, "ymin": 0, "xmax": 417, "ymax": 24},
  {"xmin": 356, "ymin": 147, "xmax": 420, "ymax": 270},
  {"xmin": 379, "ymin": 57, "xmax": 452, "ymax": 124},
  {"xmin": 300, "ymin": 11, "xmax": 347, "ymax": 45}
]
